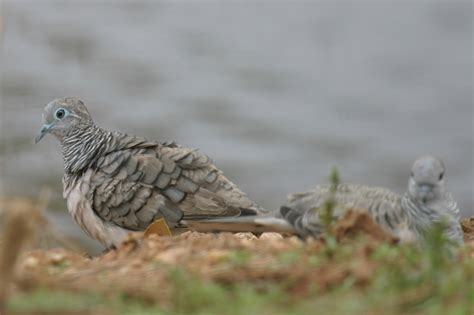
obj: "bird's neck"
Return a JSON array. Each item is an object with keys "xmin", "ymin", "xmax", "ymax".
[
  {"xmin": 61, "ymin": 124, "xmax": 113, "ymax": 175},
  {"xmin": 401, "ymin": 193, "xmax": 457, "ymax": 234}
]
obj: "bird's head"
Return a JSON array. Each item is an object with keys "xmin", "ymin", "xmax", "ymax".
[
  {"xmin": 408, "ymin": 155, "xmax": 446, "ymax": 204},
  {"xmin": 35, "ymin": 97, "xmax": 93, "ymax": 143}
]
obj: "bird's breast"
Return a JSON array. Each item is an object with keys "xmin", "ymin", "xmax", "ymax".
[{"xmin": 63, "ymin": 169, "xmax": 129, "ymax": 248}]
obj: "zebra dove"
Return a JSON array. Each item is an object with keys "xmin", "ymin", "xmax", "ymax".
[
  {"xmin": 35, "ymin": 97, "xmax": 265, "ymax": 248},
  {"xmin": 186, "ymin": 156, "xmax": 464, "ymax": 244}
]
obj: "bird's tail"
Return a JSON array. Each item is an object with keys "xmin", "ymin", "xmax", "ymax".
[{"xmin": 183, "ymin": 214, "xmax": 296, "ymax": 234}]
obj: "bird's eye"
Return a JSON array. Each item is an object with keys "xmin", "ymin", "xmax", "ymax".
[
  {"xmin": 411, "ymin": 172, "xmax": 414, "ymax": 177},
  {"xmin": 439, "ymin": 172, "xmax": 444, "ymax": 181},
  {"xmin": 55, "ymin": 108, "xmax": 66, "ymax": 119}
]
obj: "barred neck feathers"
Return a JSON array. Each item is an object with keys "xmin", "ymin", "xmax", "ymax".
[
  {"xmin": 401, "ymin": 193, "xmax": 459, "ymax": 235},
  {"xmin": 61, "ymin": 124, "xmax": 113, "ymax": 175}
]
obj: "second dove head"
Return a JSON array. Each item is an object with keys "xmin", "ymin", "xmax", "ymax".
[{"xmin": 408, "ymin": 155, "xmax": 447, "ymax": 204}]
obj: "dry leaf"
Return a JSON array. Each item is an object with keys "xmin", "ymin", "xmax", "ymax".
[
  {"xmin": 461, "ymin": 217, "xmax": 474, "ymax": 243},
  {"xmin": 334, "ymin": 208, "xmax": 399, "ymax": 244},
  {"xmin": 144, "ymin": 218, "xmax": 172, "ymax": 237}
]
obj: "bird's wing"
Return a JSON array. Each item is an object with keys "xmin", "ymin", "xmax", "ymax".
[
  {"xmin": 88, "ymin": 142, "xmax": 260, "ymax": 231},
  {"xmin": 159, "ymin": 144, "xmax": 263, "ymax": 213}
]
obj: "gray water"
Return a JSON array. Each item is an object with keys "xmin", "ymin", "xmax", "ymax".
[{"xmin": 1, "ymin": 1, "xmax": 472, "ymax": 251}]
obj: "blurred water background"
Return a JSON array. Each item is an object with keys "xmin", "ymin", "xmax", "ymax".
[{"xmin": 0, "ymin": 1, "xmax": 472, "ymax": 252}]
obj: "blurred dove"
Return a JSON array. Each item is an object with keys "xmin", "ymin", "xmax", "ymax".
[
  {"xmin": 186, "ymin": 156, "xmax": 464, "ymax": 244},
  {"xmin": 35, "ymin": 97, "xmax": 266, "ymax": 248}
]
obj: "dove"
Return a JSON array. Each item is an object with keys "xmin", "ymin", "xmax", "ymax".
[
  {"xmin": 186, "ymin": 156, "xmax": 464, "ymax": 244},
  {"xmin": 35, "ymin": 97, "xmax": 266, "ymax": 248}
]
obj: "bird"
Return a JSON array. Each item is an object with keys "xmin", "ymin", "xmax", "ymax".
[
  {"xmin": 185, "ymin": 156, "xmax": 464, "ymax": 245},
  {"xmin": 35, "ymin": 97, "xmax": 266, "ymax": 249}
]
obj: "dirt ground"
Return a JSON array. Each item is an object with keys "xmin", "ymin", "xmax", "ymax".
[
  {"xmin": 0, "ymin": 198, "xmax": 473, "ymax": 314},
  {"xmin": 4, "ymin": 213, "xmax": 474, "ymax": 299}
]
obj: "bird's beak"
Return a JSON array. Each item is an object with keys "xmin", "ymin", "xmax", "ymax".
[
  {"xmin": 418, "ymin": 185, "xmax": 432, "ymax": 203},
  {"xmin": 35, "ymin": 123, "xmax": 52, "ymax": 144}
]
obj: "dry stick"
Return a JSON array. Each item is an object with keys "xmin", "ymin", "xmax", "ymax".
[
  {"xmin": 44, "ymin": 225, "xmax": 84, "ymax": 252},
  {"xmin": 0, "ymin": 205, "xmax": 33, "ymax": 312},
  {"xmin": 35, "ymin": 187, "xmax": 83, "ymax": 252},
  {"xmin": 0, "ymin": 189, "xmax": 51, "ymax": 312}
]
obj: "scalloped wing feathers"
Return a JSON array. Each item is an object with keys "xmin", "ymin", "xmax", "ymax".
[{"xmin": 83, "ymin": 137, "xmax": 261, "ymax": 232}]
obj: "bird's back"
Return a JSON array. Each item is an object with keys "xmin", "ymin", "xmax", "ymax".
[{"xmin": 282, "ymin": 183, "xmax": 409, "ymax": 238}]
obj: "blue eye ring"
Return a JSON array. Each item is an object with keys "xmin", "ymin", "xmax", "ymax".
[{"xmin": 55, "ymin": 108, "xmax": 66, "ymax": 119}]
